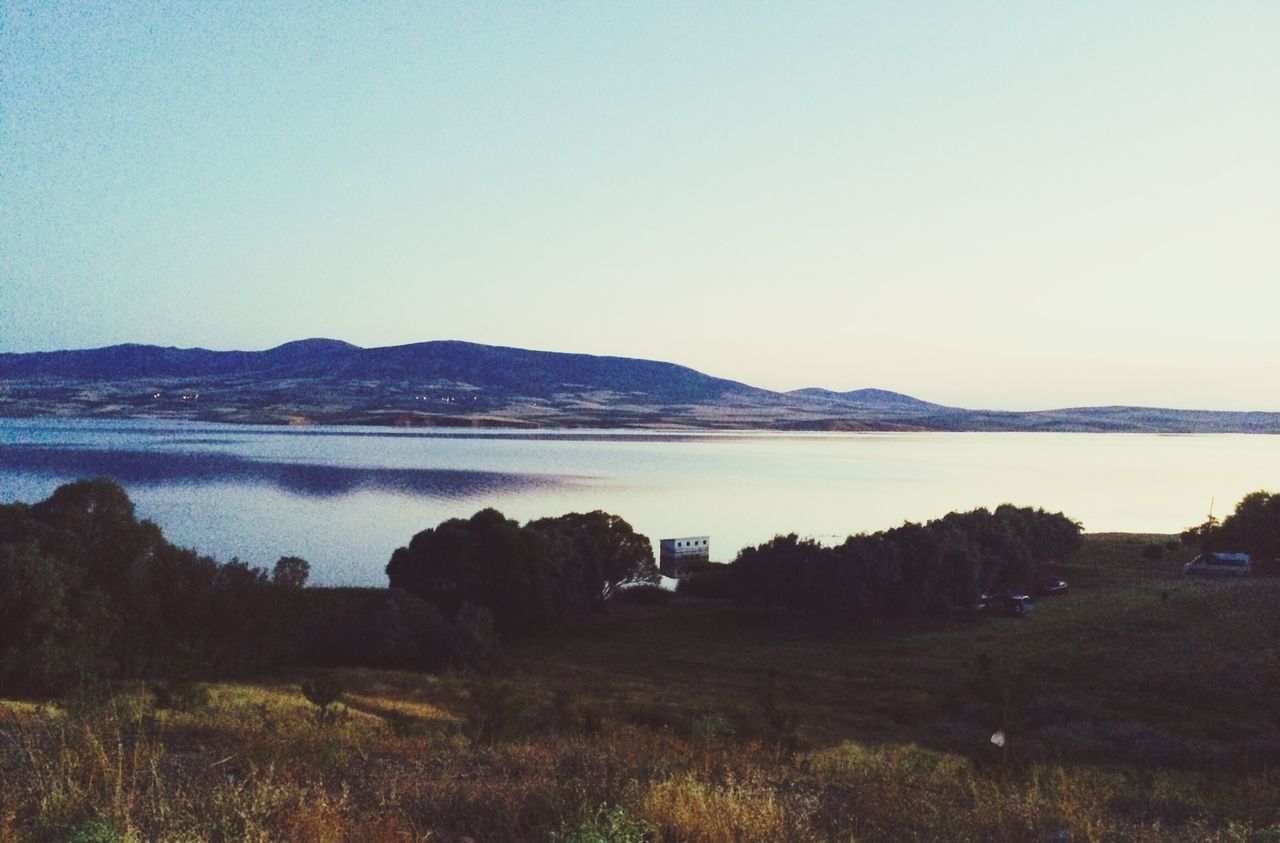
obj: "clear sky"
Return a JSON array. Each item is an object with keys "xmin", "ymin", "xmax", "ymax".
[{"xmin": 2, "ymin": 1, "xmax": 1277, "ymax": 411}]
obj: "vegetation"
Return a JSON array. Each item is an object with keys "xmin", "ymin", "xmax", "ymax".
[
  {"xmin": 5, "ymin": 533, "xmax": 1280, "ymax": 840},
  {"xmin": 613, "ymin": 584, "xmax": 674, "ymax": 605},
  {"xmin": 0, "ymin": 482, "xmax": 655, "ymax": 694},
  {"xmin": 5, "ymin": 483, "xmax": 1280, "ymax": 839},
  {"xmin": 0, "ymin": 478, "xmax": 301, "ymax": 695},
  {"xmin": 674, "ymin": 560, "xmax": 732, "ymax": 600},
  {"xmin": 730, "ymin": 504, "xmax": 1081, "ymax": 620},
  {"xmin": 386, "ymin": 508, "xmax": 657, "ymax": 638},
  {"xmin": 1187, "ymin": 490, "xmax": 1280, "ymax": 563}
]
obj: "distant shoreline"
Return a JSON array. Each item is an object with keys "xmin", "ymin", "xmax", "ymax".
[{"xmin": 3, "ymin": 409, "xmax": 1280, "ymax": 436}]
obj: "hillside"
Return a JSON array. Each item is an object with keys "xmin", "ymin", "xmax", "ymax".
[
  {"xmin": 2, "ymin": 339, "xmax": 1279, "ymax": 432},
  {"xmin": 788, "ymin": 386, "xmax": 948, "ymax": 411}
]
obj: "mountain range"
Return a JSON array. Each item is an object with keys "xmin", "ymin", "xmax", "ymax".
[{"xmin": 1, "ymin": 339, "xmax": 1277, "ymax": 433}]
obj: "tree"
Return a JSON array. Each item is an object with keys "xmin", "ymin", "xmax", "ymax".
[
  {"xmin": 386, "ymin": 508, "xmax": 657, "ymax": 637},
  {"xmin": 528, "ymin": 510, "xmax": 657, "ymax": 602},
  {"xmin": 0, "ymin": 479, "xmax": 307, "ymax": 694},
  {"xmin": 1213, "ymin": 491, "xmax": 1280, "ymax": 560},
  {"xmin": 728, "ymin": 505, "xmax": 1082, "ymax": 622},
  {"xmin": 0, "ymin": 538, "xmax": 92, "ymax": 695},
  {"xmin": 273, "ymin": 555, "xmax": 310, "ymax": 589},
  {"xmin": 386, "ymin": 508, "xmax": 560, "ymax": 637}
]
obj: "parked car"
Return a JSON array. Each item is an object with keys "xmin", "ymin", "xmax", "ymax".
[
  {"xmin": 982, "ymin": 594, "xmax": 1036, "ymax": 617},
  {"xmin": 1183, "ymin": 552, "xmax": 1251, "ymax": 576}
]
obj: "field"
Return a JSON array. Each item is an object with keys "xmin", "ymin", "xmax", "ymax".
[{"xmin": 4, "ymin": 535, "xmax": 1280, "ymax": 841}]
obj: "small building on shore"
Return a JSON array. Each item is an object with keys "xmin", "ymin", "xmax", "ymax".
[{"xmin": 659, "ymin": 536, "xmax": 710, "ymax": 578}]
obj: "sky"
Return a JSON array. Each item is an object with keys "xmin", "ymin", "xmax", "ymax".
[{"xmin": 2, "ymin": 1, "xmax": 1278, "ymax": 411}]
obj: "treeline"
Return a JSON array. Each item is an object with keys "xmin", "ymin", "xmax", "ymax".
[
  {"xmin": 1, "ymin": 479, "xmax": 1092, "ymax": 697},
  {"xmin": 0, "ymin": 479, "xmax": 658, "ymax": 696},
  {"xmin": 0, "ymin": 479, "xmax": 306, "ymax": 695},
  {"xmin": 730, "ymin": 505, "xmax": 1082, "ymax": 620}
]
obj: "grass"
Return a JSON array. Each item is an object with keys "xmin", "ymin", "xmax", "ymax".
[{"xmin": 4, "ymin": 535, "xmax": 1280, "ymax": 841}]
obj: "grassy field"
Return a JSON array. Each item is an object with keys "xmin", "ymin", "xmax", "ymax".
[{"xmin": 4, "ymin": 535, "xmax": 1280, "ymax": 841}]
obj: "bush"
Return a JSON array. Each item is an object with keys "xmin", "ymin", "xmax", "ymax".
[
  {"xmin": 552, "ymin": 688, "xmax": 606, "ymax": 735},
  {"xmin": 465, "ymin": 677, "xmax": 523, "ymax": 744},
  {"xmin": 612, "ymin": 584, "xmax": 673, "ymax": 605},
  {"xmin": 553, "ymin": 804, "xmax": 652, "ymax": 843},
  {"xmin": 67, "ymin": 818, "xmax": 126, "ymax": 843},
  {"xmin": 300, "ymin": 675, "xmax": 344, "ymax": 724},
  {"xmin": 446, "ymin": 602, "xmax": 501, "ymax": 669},
  {"xmin": 150, "ymin": 677, "xmax": 209, "ymax": 712},
  {"xmin": 677, "ymin": 566, "xmax": 731, "ymax": 599}
]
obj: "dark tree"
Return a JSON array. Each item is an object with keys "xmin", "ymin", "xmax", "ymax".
[
  {"xmin": 386, "ymin": 508, "xmax": 559, "ymax": 637},
  {"xmin": 0, "ymin": 478, "xmax": 308, "ymax": 694},
  {"xmin": 728, "ymin": 505, "xmax": 1081, "ymax": 623},
  {"xmin": 387, "ymin": 508, "xmax": 657, "ymax": 637},
  {"xmin": 528, "ymin": 510, "xmax": 657, "ymax": 602},
  {"xmin": 1212, "ymin": 491, "xmax": 1280, "ymax": 560},
  {"xmin": 273, "ymin": 555, "xmax": 310, "ymax": 589}
]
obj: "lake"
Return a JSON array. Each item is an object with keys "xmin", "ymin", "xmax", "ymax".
[{"xmin": 1, "ymin": 418, "xmax": 1277, "ymax": 586}]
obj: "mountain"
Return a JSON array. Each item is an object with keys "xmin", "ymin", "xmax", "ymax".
[
  {"xmin": 0, "ymin": 339, "xmax": 764, "ymax": 404},
  {"xmin": 1, "ymin": 339, "xmax": 1278, "ymax": 433}
]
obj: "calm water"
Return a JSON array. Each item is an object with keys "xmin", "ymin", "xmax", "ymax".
[{"xmin": 1, "ymin": 418, "xmax": 1278, "ymax": 586}]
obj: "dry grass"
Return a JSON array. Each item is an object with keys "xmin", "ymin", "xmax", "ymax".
[{"xmin": 4, "ymin": 694, "xmax": 1280, "ymax": 841}]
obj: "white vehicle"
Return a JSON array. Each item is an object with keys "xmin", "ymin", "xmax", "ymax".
[{"xmin": 1183, "ymin": 552, "xmax": 1251, "ymax": 576}]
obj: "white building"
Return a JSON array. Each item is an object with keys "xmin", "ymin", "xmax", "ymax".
[{"xmin": 659, "ymin": 536, "xmax": 710, "ymax": 578}]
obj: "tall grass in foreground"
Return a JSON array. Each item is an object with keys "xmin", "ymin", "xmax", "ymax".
[{"xmin": 4, "ymin": 679, "xmax": 1280, "ymax": 842}]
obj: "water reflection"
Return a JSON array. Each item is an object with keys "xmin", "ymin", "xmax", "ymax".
[{"xmin": 0, "ymin": 444, "xmax": 567, "ymax": 499}]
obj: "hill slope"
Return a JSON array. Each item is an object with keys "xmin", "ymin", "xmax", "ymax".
[
  {"xmin": 0, "ymin": 339, "xmax": 763, "ymax": 403},
  {"xmin": 789, "ymin": 387, "xmax": 948, "ymax": 411}
]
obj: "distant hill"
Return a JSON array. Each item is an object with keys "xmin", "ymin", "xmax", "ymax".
[
  {"xmin": 0, "ymin": 338, "xmax": 361, "ymax": 379},
  {"xmin": 0, "ymin": 339, "xmax": 764, "ymax": 403},
  {"xmin": 788, "ymin": 387, "xmax": 948, "ymax": 412},
  {"xmin": 1, "ymin": 339, "xmax": 1278, "ymax": 433}
]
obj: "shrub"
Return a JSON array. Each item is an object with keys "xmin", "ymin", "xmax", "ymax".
[
  {"xmin": 553, "ymin": 804, "xmax": 652, "ymax": 843},
  {"xmin": 613, "ymin": 585, "xmax": 673, "ymax": 605},
  {"xmin": 67, "ymin": 818, "xmax": 126, "ymax": 843},
  {"xmin": 677, "ymin": 566, "xmax": 732, "ymax": 599},
  {"xmin": 446, "ymin": 602, "xmax": 501, "ymax": 670},
  {"xmin": 553, "ymin": 688, "xmax": 606, "ymax": 735},
  {"xmin": 466, "ymin": 678, "xmax": 523, "ymax": 744},
  {"xmin": 300, "ymin": 675, "xmax": 344, "ymax": 724},
  {"xmin": 150, "ymin": 677, "xmax": 209, "ymax": 712},
  {"xmin": 758, "ymin": 670, "xmax": 800, "ymax": 755}
]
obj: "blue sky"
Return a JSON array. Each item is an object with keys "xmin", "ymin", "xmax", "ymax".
[{"xmin": 2, "ymin": 1, "xmax": 1277, "ymax": 410}]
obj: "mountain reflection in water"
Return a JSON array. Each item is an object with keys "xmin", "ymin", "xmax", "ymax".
[{"xmin": 0, "ymin": 444, "xmax": 565, "ymax": 499}]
